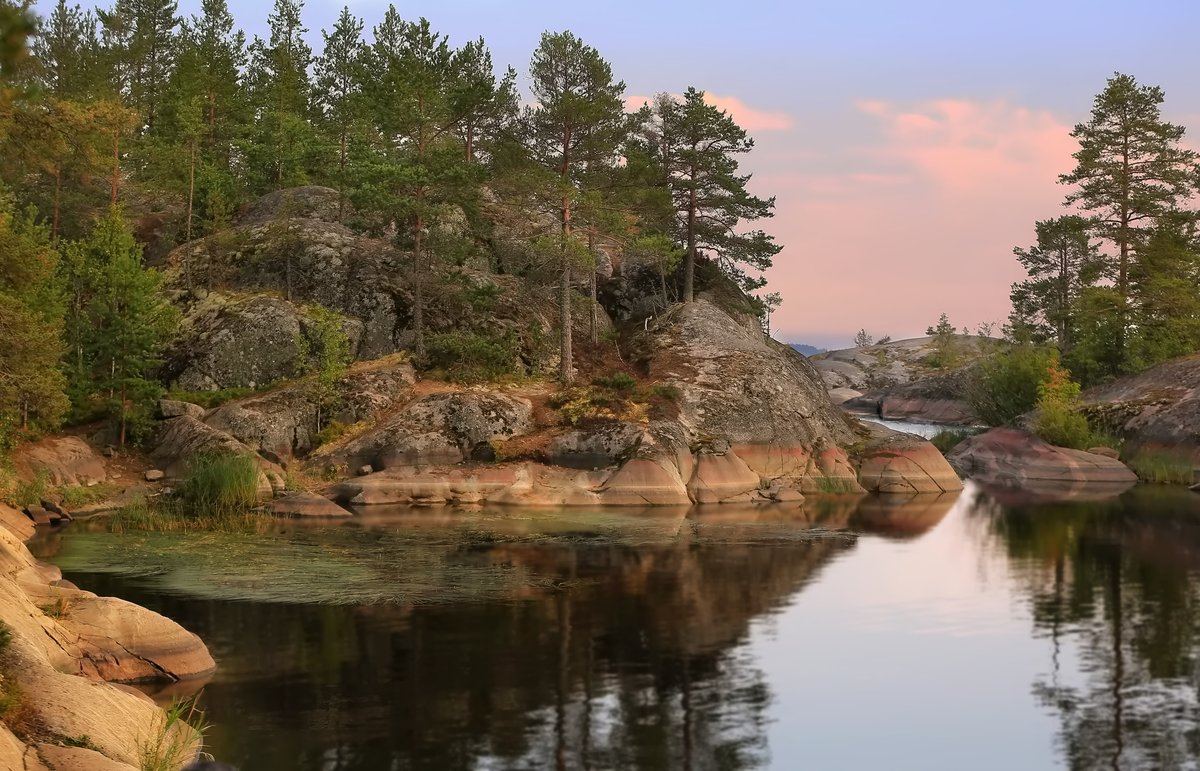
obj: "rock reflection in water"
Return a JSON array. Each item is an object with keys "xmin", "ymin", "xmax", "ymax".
[
  {"xmin": 971, "ymin": 485, "xmax": 1200, "ymax": 771},
  {"xmin": 46, "ymin": 496, "xmax": 954, "ymax": 771}
]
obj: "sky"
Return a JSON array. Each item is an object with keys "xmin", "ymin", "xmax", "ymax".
[{"xmin": 62, "ymin": 0, "xmax": 1200, "ymax": 348}]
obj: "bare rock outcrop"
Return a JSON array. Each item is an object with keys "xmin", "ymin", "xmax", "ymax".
[
  {"xmin": 321, "ymin": 391, "xmax": 534, "ymax": 472},
  {"xmin": 0, "ymin": 514, "xmax": 209, "ymax": 768},
  {"xmin": 1081, "ymin": 353, "xmax": 1200, "ymax": 460},
  {"xmin": 856, "ymin": 423, "xmax": 964, "ymax": 495},
  {"xmin": 947, "ymin": 428, "xmax": 1137, "ymax": 499},
  {"xmin": 10, "ymin": 437, "xmax": 108, "ymax": 487}
]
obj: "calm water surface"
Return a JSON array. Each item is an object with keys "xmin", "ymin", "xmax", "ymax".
[{"xmin": 31, "ymin": 484, "xmax": 1200, "ymax": 770}]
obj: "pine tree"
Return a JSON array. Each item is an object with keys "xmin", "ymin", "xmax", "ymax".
[
  {"xmin": 314, "ymin": 6, "xmax": 365, "ymax": 212},
  {"xmin": 245, "ymin": 0, "xmax": 315, "ymax": 191},
  {"xmin": 98, "ymin": 0, "xmax": 180, "ymax": 126},
  {"xmin": 656, "ymin": 87, "xmax": 780, "ymax": 300},
  {"xmin": 356, "ymin": 9, "xmax": 480, "ymax": 361},
  {"xmin": 33, "ymin": 0, "xmax": 103, "ymax": 100},
  {"xmin": 0, "ymin": 203, "xmax": 68, "ymax": 447},
  {"xmin": 1060, "ymin": 73, "xmax": 1200, "ymax": 365},
  {"xmin": 1009, "ymin": 215, "xmax": 1104, "ymax": 353},
  {"xmin": 450, "ymin": 38, "xmax": 517, "ymax": 164},
  {"xmin": 70, "ymin": 207, "xmax": 176, "ymax": 444},
  {"xmin": 526, "ymin": 31, "xmax": 626, "ymax": 384}
]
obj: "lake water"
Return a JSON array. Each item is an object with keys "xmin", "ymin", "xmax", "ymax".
[{"xmin": 31, "ymin": 484, "xmax": 1200, "ymax": 770}]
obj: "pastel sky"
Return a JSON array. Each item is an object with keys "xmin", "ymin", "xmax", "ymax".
[{"xmin": 131, "ymin": 1, "xmax": 1200, "ymax": 346}]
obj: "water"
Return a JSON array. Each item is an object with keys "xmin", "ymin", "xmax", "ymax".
[
  {"xmin": 32, "ymin": 485, "xmax": 1200, "ymax": 770},
  {"xmin": 857, "ymin": 415, "xmax": 969, "ymax": 439}
]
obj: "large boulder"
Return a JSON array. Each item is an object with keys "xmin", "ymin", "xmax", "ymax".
[
  {"xmin": 855, "ymin": 423, "xmax": 963, "ymax": 495},
  {"xmin": 1081, "ymin": 354, "xmax": 1200, "ymax": 460},
  {"xmin": 166, "ymin": 293, "xmax": 365, "ymax": 391},
  {"xmin": 640, "ymin": 300, "xmax": 863, "ymax": 494},
  {"xmin": 201, "ymin": 356, "xmax": 417, "ymax": 461},
  {"xmin": 238, "ymin": 185, "xmax": 346, "ymax": 225},
  {"xmin": 947, "ymin": 428, "xmax": 1137, "ymax": 499},
  {"xmin": 10, "ymin": 437, "xmax": 108, "ymax": 487},
  {"xmin": 545, "ymin": 421, "xmax": 644, "ymax": 469},
  {"xmin": 149, "ymin": 415, "xmax": 280, "ymax": 497},
  {"xmin": 268, "ymin": 491, "xmax": 352, "ymax": 518},
  {"xmin": 321, "ymin": 391, "xmax": 534, "ymax": 471}
]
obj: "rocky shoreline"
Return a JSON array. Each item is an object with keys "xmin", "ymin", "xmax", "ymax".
[{"xmin": 0, "ymin": 504, "xmax": 214, "ymax": 770}]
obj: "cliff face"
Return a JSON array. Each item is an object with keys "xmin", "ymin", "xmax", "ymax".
[{"xmin": 0, "ymin": 505, "xmax": 213, "ymax": 769}]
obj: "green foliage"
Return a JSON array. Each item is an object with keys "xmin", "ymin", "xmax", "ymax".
[
  {"xmin": 591, "ymin": 371, "xmax": 637, "ymax": 393},
  {"xmin": 854, "ymin": 329, "xmax": 873, "ymax": 348},
  {"xmin": 930, "ymin": 429, "xmax": 977, "ymax": 454},
  {"xmin": 923, "ymin": 313, "xmax": 959, "ymax": 370},
  {"xmin": 56, "ymin": 482, "xmax": 119, "ymax": 508},
  {"xmin": 0, "ymin": 204, "xmax": 69, "ymax": 449},
  {"xmin": 967, "ymin": 345, "xmax": 1058, "ymax": 426},
  {"xmin": 812, "ymin": 476, "xmax": 860, "ymax": 494},
  {"xmin": 8, "ymin": 469, "xmax": 49, "ymax": 508},
  {"xmin": 1033, "ymin": 358, "xmax": 1094, "ymax": 449},
  {"xmin": 297, "ymin": 305, "xmax": 352, "ymax": 430},
  {"xmin": 176, "ymin": 453, "xmax": 259, "ymax": 514},
  {"xmin": 315, "ymin": 419, "xmax": 361, "ymax": 447},
  {"xmin": 165, "ymin": 387, "xmax": 253, "ymax": 408},
  {"xmin": 1125, "ymin": 449, "xmax": 1195, "ymax": 485},
  {"xmin": 0, "ymin": 620, "xmax": 11, "ymax": 652},
  {"xmin": 137, "ymin": 696, "xmax": 209, "ymax": 771},
  {"xmin": 63, "ymin": 207, "xmax": 177, "ymax": 445},
  {"xmin": 424, "ymin": 330, "xmax": 519, "ymax": 383}
]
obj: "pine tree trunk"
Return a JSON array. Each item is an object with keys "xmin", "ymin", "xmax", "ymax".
[
  {"xmin": 684, "ymin": 186, "xmax": 697, "ymax": 303},
  {"xmin": 338, "ymin": 131, "xmax": 347, "ymax": 220},
  {"xmin": 413, "ymin": 213, "xmax": 426, "ymax": 363},
  {"xmin": 185, "ymin": 139, "xmax": 196, "ymax": 292},
  {"xmin": 465, "ymin": 122, "xmax": 475, "ymax": 164},
  {"xmin": 560, "ymin": 194, "xmax": 574, "ymax": 385},
  {"xmin": 51, "ymin": 162, "xmax": 62, "ymax": 243},
  {"xmin": 588, "ymin": 229, "xmax": 598, "ymax": 344},
  {"xmin": 110, "ymin": 128, "xmax": 120, "ymax": 205}
]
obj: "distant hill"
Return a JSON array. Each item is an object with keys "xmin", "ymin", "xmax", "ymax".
[{"xmin": 789, "ymin": 343, "xmax": 826, "ymax": 356}]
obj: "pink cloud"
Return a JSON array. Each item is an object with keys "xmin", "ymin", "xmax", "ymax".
[
  {"xmin": 750, "ymin": 98, "xmax": 1079, "ymax": 345},
  {"xmin": 701, "ymin": 93, "xmax": 794, "ymax": 132},
  {"xmin": 623, "ymin": 93, "xmax": 794, "ymax": 132}
]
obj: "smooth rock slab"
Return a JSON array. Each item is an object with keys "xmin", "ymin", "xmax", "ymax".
[
  {"xmin": 268, "ymin": 492, "xmax": 353, "ymax": 518},
  {"xmin": 948, "ymin": 427, "xmax": 1137, "ymax": 498}
]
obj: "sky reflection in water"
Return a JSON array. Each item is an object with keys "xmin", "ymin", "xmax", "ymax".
[{"xmin": 36, "ymin": 483, "xmax": 1200, "ymax": 770}]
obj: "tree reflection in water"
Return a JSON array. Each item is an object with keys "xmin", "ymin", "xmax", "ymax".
[
  {"xmin": 50, "ymin": 502, "xmax": 888, "ymax": 771},
  {"xmin": 972, "ymin": 486, "xmax": 1200, "ymax": 770}
]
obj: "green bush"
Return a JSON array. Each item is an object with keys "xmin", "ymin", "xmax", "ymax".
[
  {"xmin": 9, "ymin": 469, "xmax": 49, "ymax": 508},
  {"xmin": 1125, "ymin": 449, "xmax": 1194, "ymax": 485},
  {"xmin": 644, "ymin": 383, "xmax": 681, "ymax": 402},
  {"xmin": 166, "ymin": 388, "xmax": 254, "ymax": 409},
  {"xmin": 176, "ymin": 454, "xmax": 260, "ymax": 514},
  {"xmin": 966, "ymin": 345, "xmax": 1058, "ymax": 426},
  {"xmin": 931, "ymin": 429, "xmax": 975, "ymax": 454},
  {"xmin": 1032, "ymin": 357, "xmax": 1095, "ymax": 450},
  {"xmin": 592, "ymin": 372, "xmax": 637, "ymax": 392},
  {"xmin": 425, "ymin": 331, "xmax": 519, "ymax": 383}
]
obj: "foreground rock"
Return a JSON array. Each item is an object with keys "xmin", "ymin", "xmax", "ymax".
[
  {"xmin": 947, "ymin": 428, "xmax": 1137, "ymax": 499},
  {"xmin": 0, "ymin": 505, "xmax": 210, "ymax": 768},
  {"xmin": 856, "ymin": 423, "xmax": 964, "ymax": 495}
]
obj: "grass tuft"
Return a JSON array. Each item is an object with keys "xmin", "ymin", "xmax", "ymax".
[
  {"xmin": 138, "ymin": 695, "xmax": 209, "ymax": 771},
  {"xmin": 1125, "ymin": 449, "xmax": 1195, "ymax": 485},
  {"xmin": 176, "ymin": 454, "xmax": 260, "ymax": 515}
]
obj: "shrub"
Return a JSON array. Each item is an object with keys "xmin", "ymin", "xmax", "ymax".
[
  {"xmin": 967, "ymin": 345, "xmax": 1058, "ymax": 426},
  {"xmin": 425, "ymin": 331, "xmax": 519, "ymax": 383},
  {"xmin": 931, "ymin": 429, "xmax": 975, "ymax": 454},
  {"xmin": 56, "ymin": 482, "xmax": 119, "ymax": 508},
  {"xmin": 1032, "ymin": 358, "xmax": 1094, "ymax": 450},
  {"xmin": 591, "ymin": 372, "xmax": 637, "ymax": 393},
  {"xmin": 8, "ymin": 469, "xmax": 49, "ymax": 508},
  {"xmin": 1125, "ymin": 449, "xmax": 1194, "ymax": 485},
  {"xmin": 138, "ymin": 696, "xmax": 208, "ymax": 771},
  {"xmin": 644, "ymin": 383, "xmax": 681, "ymax": 402},
  {"xmin": 176, "ymin": 454, "xmax": 260, "ymax": 514},
  {"xmin": 166, "ymin": 388, "xmax": 254, "ymax": 409}
]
